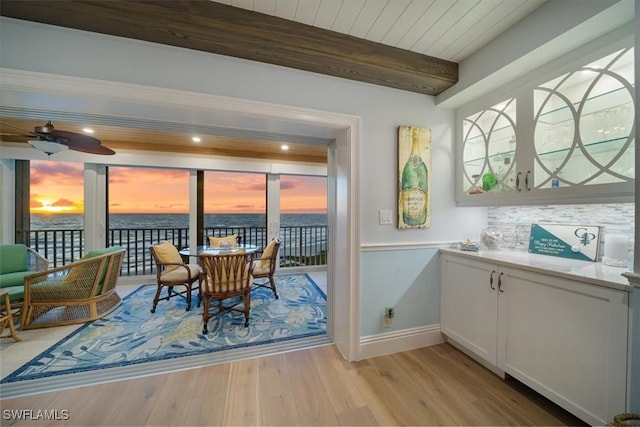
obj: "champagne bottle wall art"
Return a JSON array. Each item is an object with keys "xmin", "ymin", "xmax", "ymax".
[{"xmin": 398, "ymin": 126, "xmax": 431, "ymax": 229}]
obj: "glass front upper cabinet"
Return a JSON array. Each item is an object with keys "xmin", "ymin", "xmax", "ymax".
[
  {"xmin": 533, "ymin": 47, "xmax": 634, "ymax": 189},
  {"xmin": 458, "ymin": 41, "xmax": 634, "ymax": 206}
]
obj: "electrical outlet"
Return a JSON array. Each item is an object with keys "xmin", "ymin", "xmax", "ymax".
[{"xmin": 383, "ymin": 307, "xmax": 394, "ymax": 327}]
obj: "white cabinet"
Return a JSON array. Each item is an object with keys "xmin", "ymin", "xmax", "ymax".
[
  {"xmin": 456, "ymin": 39, "xmax": 634, "ymax": 207},
  {"xmin": 440, "ymin": 254, "xmax": 499, "ymax": 366},
  {"xmin": 440, "ymin": 253, "xmax": 629, "ymax": 426},
  {"xmin": 497, "ymin": 266, "xmax": 628, "ymax": 426}
]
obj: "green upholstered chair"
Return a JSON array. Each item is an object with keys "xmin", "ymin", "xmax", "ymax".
[{"xmin": 0, "ymin": 244, "xmax": 48, "ymax": 303}]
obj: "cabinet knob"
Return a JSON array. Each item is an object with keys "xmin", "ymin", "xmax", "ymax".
[
  {"xmin": 489, "ymin": 270, "xmax": 496, "ymax": 290},
  {"xmin": 498, "ymin": 272, "xmax": 504, "ymax": 293}
]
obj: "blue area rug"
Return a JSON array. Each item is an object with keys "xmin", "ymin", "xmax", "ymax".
[{"xmin": 2, "ymin": 274, "xmax": 326, "ymax": 383}]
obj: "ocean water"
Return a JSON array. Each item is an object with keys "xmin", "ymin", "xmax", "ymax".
[
  {"xmin": 30, "ymin": 213, "xmax": 328, "ymax": 270},
  {"xmin": 31, "ymin": 213, "xmax": 327, "ymax": 230}
]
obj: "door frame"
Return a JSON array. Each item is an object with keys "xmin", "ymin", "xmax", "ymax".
[{"xmin": 0, "ymin": 68, "xmax": 362, "ymax": 360}]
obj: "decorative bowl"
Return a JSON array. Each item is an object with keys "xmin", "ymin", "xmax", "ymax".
[
  {"xmin": 481, "ymin": 228, "xmax": 503, "ymax": 249},
  {"xmin": 459, "ymin": 241, "xmax": 480, "ymax": 252}
]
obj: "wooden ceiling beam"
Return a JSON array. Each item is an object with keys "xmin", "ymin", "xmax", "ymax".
[{"xmin": 0, "ymin": 0, "xmax": 458, "ymax": 96}]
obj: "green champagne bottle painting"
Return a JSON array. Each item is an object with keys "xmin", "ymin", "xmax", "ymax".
[{"xmin": 398, "ymin": 126, "xmax": 431, "ymax": 229}]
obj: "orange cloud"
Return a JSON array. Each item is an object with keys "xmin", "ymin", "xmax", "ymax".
[
  {"xmin": 51, "ymin": 198, "xmax": 75, "ymax": 207},
  {"xmin": 30, "ymin": 162, "xmax": 326, "ymax": 215}
]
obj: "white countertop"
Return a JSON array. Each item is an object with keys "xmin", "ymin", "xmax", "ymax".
[{"xmin": 440, "ymin": 247, "xmax": 634, "ymax": 292}]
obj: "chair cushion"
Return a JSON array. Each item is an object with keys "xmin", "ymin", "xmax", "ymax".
[
  {"xmin": 259, "ymin": 239, "xmax": 279, "ymax": 270},
  {"xmin": 252, "ymin": 263, "xmax": 271, "ymax": 276},
  {"xmin": 31, "ymin": 278, "xmax": 86, "ymax": 299},
  {"xmin": 153, "ymin": 241, "xmax": 183, "ymax": 272},
  {"xmin": 64, "ymin": 260, "xmax": 99, "ymax": 286},
  {"xmin": 65, "ymin": 246, "xmax": 124, "ymax": 286},
  {"xmin": 160, "ymin": 263, "xmax": 200, "ymax": 282},
  {"xmin": 209, "ymin": 235, "xmax": 237, "ymax": 248},
  {"xmin": 0, "ymin": 271, "xmax": 31, "ymax": 288},
  {"xmin": 0, "ymin": 244, "xmax": 28, "ymax": 275},
  {"xmin": 87, "ymin": 246, "xmax": 124, "ymax": 292}
]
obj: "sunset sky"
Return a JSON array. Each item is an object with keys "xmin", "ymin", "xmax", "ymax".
[{"xmin": 30, "ymin": 161, "xmax": 327, "ymax": 214}]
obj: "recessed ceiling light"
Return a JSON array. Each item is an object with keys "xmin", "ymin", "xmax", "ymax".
[
  {"xmin": 281, "ymin": 145, "xmax": 289, "ymax": 151},
  {"xmin": 83, "ymin": 128, "xmax": 94, "ymax": 134},
  {"xmin": 192, "ymin": 136, "xmax": 201, "ymax": 143}
]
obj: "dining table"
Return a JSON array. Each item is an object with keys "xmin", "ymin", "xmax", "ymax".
[{"xmin": 179, "ymin": 244, "xmax": 259, "ymax": 263}]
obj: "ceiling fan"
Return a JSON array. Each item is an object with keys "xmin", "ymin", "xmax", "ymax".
[{"xmin": 1, "ymin": 120, "xmax": 115, "ymax": 155}]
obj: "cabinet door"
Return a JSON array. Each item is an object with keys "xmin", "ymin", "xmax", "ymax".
[
  {"xmin": 497, "ymin": 267, "xmax": 628, "ymax": 426},
  {"xmin": 440, "ymin": 255, "xmax": 499, "ymax": 365},
  {"xmin": 531, "ymin": 47, "xmax": 634, "ymax": 195},
  {"xmin": 459, "ymin": 98, "xmax": 519, "ymax": 202}
]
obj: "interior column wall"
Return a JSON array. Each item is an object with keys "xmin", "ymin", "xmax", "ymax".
[
  {"xmin": 84, "ymin": 164, "xmax": 108, "ymax": 251},
  {"xmin": 266, "ymin": 173, "xmax": 281, "ymax": 266},
  {"xmin": 0, "ymin": 159, "xmax": 16, "ymax": 244},
  {"xmin": 14, "ymin": 160, "xmax": 29, "ymax": 245}
]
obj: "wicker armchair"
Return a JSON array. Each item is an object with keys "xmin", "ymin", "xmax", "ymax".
[{"xmin": 20, "ymin": 247, "xmax": 126, "ymax": 329}]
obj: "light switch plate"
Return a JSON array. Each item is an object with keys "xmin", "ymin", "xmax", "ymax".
[{"xmin": 379, "ymin": 209, "xmax": 393, "ymax": 225}]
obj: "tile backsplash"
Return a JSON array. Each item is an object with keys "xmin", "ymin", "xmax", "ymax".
[{"xmin": 487, "ymin": 203, "xmax": 635, "ymax": 260}]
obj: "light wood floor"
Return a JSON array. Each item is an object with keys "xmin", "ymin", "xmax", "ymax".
[{"xmin": 1, "ymin": 343, "xmax": 585, "ymax": 426}]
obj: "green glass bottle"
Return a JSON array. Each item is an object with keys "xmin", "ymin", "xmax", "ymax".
[{"xmin": 401, "ymin": 129, "xmax": 428, "ymax": 226}]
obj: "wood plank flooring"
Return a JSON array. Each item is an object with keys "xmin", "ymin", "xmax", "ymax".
[{"xmin": 0, "ymin": 343, "xmax": 587, "ymax": 426}]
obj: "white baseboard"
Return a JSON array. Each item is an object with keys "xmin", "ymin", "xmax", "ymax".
[{"xmin": 359, "ymin": 324, "xmax": 443, "ymax": 360}]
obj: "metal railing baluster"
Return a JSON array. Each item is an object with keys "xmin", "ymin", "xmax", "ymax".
[{"xmin": 30, "ymin": 225, "xmax": 327, "ymax": 275}]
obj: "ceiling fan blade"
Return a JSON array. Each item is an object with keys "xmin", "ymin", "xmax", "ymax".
[
  {"xmin": 0, "ymin": 132, "xmax": 32, "ymax": 138},
  {"xmin": 3, "ymin": 120, "xmax": 111, "ymax": 154},
  {"xmin": 69, "ymin": 144, "xmax": 115, "ymax": 155},
  {"xmin": 37, "ymin": 129, "xmax": 101, "ymax": 147},
  {"xmin": 1, "ymin": 121, "xmax": 38, "ymax": 139}
]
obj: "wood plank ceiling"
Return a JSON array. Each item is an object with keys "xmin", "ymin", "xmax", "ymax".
[
  {"xmin": 0, "ymin": 0, "xmax": 547, "ymax": 162},
  {"xmin": 0, "ymin": 118, "xmax": 331, "ymax": 163},
  {"xmin": 210, "ymin": 0, "xmax": 547, "ymax": 63}
]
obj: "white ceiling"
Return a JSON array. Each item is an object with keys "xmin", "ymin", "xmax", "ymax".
[{"xmin": 211, "ymin": 0, "xmax": 548, "ymax": 62}]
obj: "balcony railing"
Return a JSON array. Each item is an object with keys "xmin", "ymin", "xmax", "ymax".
[{"xmin": 28, "ymin": 225, "xmax": 327, "ymax": 275}]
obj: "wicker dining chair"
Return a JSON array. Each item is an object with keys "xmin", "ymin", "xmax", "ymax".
[
  {"xmin": 252, "ymin": 238, "xmax": 281, "ymax": 299},
  {"xmin": 149, "ymin": 241, "xmax": 201, "ymax": 313},
  {"xmin": 199, "ymin": 251, "xmax": 254, "ymax": 334}
]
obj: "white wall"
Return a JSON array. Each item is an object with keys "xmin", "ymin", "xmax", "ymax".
[{"xmin": 0, "ymin": 17, "xmax": 487, "ymax": 247}]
